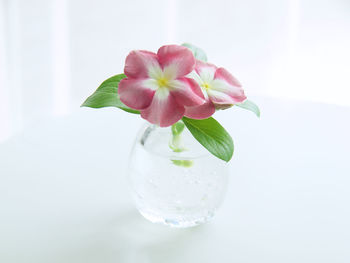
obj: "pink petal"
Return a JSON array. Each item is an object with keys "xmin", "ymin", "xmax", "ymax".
[
  {"xmin": 169, "ymin": 77, "xmax": 205, "ymax": 107},
  {"xmin": 195, "ymin": 60, "xmax": 217, "ymax": 79},
  {"xmin": 124, "ymin": 50, "xmax": 159, "ymax": 78},
  {"xmin": 214, "ymin": 67, "xmax": 242, "ymax": 87},
  {"xmin": 184, "ymin": 100, "xmax": 216, "ymax": 119},
  {"xmin": 207, "ymin": 89, "xmax": 235, "ymax": 105},
  {"xmin": 157, "ymin": 45, "xmax": 195, "ymax": 77},
  {"xmin": 118, "ymin": 78, "xmax": 156, "ymax": 110},
  {"xmin": 209, "ymin": 79, "xmax": 246, "ymax": 104},
  {"xmin": 207, "ymin": 88, "xmax": 246, "ymax": 109},
  {"xmin": 210, "ymin": 68, "xmax": 246, "ymax": 104},
  {"xmin": 141, "ymin": 91, "xmax": 185, "ymax": 127}
]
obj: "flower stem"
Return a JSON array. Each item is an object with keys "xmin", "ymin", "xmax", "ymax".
[
  {"xmin": 169, "ymin": 121, "xmax": 194, "ymax": 167},
  {"xmin": 169, "ymin": 121, "xmax": 185, "ymax": 152}
]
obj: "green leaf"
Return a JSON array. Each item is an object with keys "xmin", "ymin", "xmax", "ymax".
[
  {"xmin": 81, "ymin": 74, "xmax": 140, "ymax": 114},
  {"xmin": 236, "ymin": 99, "xmax": 260, "ymax": 117},
  {"xmin": 182, "ymin": 43, "xmax": 208, "ymax": 62},
  {"xmin": 182, "ymin": 117, "xmax": 234, "ymax": 162}
]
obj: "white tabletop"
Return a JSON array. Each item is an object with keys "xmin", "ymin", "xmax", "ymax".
[{"xmin": 1, "ymin": 97, "xmax": 350, "ymax": 263}]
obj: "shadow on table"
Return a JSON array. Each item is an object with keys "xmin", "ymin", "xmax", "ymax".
[{"xmin": 55, "ymin": 209, "xmax": 210, "ymax": 263}]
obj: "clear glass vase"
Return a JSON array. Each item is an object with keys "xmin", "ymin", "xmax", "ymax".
[{"xmin": 128, "ymin": 123, "xmax": 229, "ymax": 228}]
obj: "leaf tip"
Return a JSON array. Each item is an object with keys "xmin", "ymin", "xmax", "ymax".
[{"xmin": 256, "ymin": 110, "xmax": 261, "ymax": 118}]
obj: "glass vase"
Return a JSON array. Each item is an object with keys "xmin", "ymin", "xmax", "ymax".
[{"xmin": 128, "ymin": 123, "xmax": 229, "ymax": 228}]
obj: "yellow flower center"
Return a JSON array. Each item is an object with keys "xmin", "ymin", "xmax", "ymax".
[
  {"xmin": 202, "ymin": 82, "xmax": 211, "ymax": 90},
  {"xmin": 157, "ymin": 77, "xmax": 169, "ymax": 88}
]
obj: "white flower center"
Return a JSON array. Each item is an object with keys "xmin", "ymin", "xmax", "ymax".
[{"xmin": 148, "ymin": 65, "xmax": 178, "ymax": 91}]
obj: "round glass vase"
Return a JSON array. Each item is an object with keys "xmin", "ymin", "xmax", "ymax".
[{"xmin": 128, "ymin": 123, "xmax": 229, "ymax": 228}]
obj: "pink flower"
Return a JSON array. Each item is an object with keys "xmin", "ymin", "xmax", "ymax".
[
  {"xmin": 184, "ymin": 60, "xmax": 247, "ymax": 119},
  {"xmin": 118, "ymin": 45, "xmax": 205, "ymax": 127}
]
